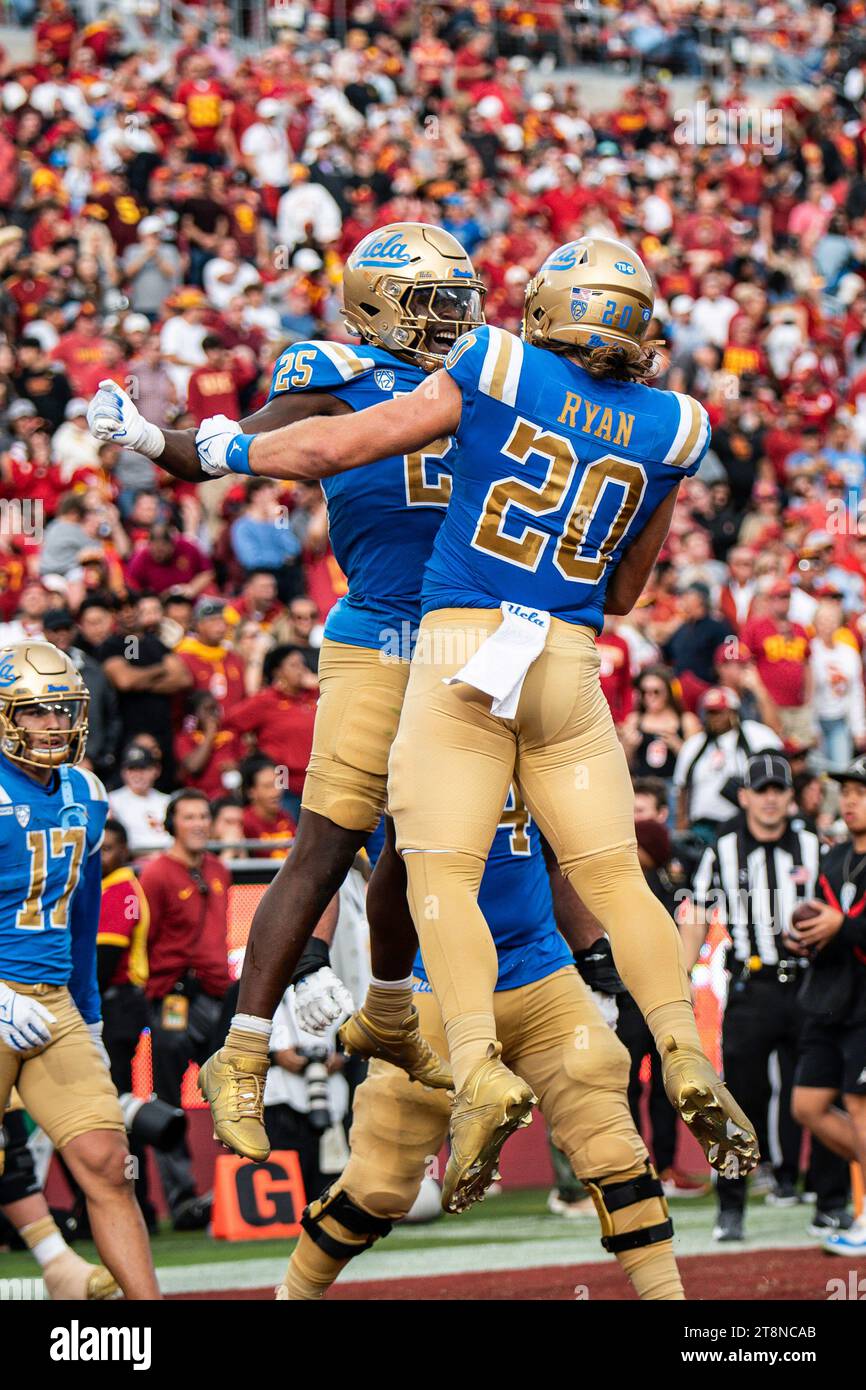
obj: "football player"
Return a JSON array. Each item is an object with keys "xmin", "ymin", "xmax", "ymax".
[
  {"xmin": 0, "ymin": 1102, "xmax": 118, "ymax": 1299},
  {"xmin": 0, "ymin": 641, "xmax": 161, "ymax": 1297},
  {"xmin": 279, "ymin": 785, "xmax": 684, "ymax": 1297},
  {"xmin": 88, "ymin": 224, "xmax": 485, "ymax": 1161},
  {"xmin": 185, "ymin": 237, "xmax": 760, "ymax": 1210}
]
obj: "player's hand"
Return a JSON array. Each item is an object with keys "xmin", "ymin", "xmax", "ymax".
[
  {"xmin": 294, "ymin": 967, "xmax": 354, "ymax": 1034},
  {"xmin": 0, "ymin": 981, "xmax": 56, "ymax": 1052},
  {"xmin": 195, "ymin": 414, "xmax": 243, "ymax": 477},
  {"xmin": 790, "ymin": 903, "xmax": 845, "ymax": 950},
  {"xmin": 86, "ymin": 1020, "xmax": 112, "ymax": 1072},
  {"xmin": 87, "ymin": 379, "xmax": 166, "ymax": 459}
]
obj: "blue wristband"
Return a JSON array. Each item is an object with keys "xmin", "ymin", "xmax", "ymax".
[{"xmin": 226, "ymin": 433, "xmax": 255, "ymax": 475}]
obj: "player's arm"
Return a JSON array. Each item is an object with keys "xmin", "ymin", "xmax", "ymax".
[
  {"xmin": 68, "ymin": 850, "xmax": 104, "ymax": 1026},
  {"xmin": 196, "ymin": 370, "xmax": 463, "ymax": 482},
  {"xmin": 88, "ymin": 382, "xmax": 352, "ymax": 484},
  {"xmin": 604, "ymin": 484, "xmax": 680, "ymax": 616}
]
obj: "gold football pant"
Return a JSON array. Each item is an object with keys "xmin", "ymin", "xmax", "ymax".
[
  {"xmin": 0, "ymin": 982, "xmax": 126, "ymax": 1150},
  {"xmin": 388, "ymin": 609, "xmax": 697, "ymax": 1088},
  {"xmin": 282, "ymin": 971, "xmax": 683, "ymax": 1300},
  {"xmin": 301, "ymin": 638, "xmax": 410, "ymax": 832}
]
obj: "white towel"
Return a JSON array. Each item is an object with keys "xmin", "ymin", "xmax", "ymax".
[{"xmin": 444, "ymin": 602, "xmax": 550, "ymax": 718}]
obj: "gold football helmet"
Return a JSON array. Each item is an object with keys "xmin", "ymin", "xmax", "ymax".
[
  {"xmin": 342, "ymin": 222, "xmax": 485, "ymax": 372},
  {"xmin": 0, "ymin": 641, "xmax": 89, "ymax": 770},
  {"xmin": 522, "ymin": 237, "xmax": 655, "ymax": 359}
]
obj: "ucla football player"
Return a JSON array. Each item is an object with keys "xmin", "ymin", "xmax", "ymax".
[
  {"xmin": 0, "ymin": 641, "xmax": 160, "ymax": 1298},
  {"xmin": 187, "ymin": 236, "xmax": 759, "ymax": 1211},
  {"xmin": 279, "ymin": 785, "xmax": 685, "ymax": 1299},
  {"xmin": 88, "ymin": 224, "xmax": 485, "ymax": 1161}
]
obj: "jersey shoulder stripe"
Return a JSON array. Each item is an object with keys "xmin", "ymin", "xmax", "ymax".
[
  {"xmin": 660, "ymin": 391, "xmax": 710, "ymax": 470},
  {"xmin": 478, "ymin": 326, "xmax": 524, "ymax": 407},
  {"xmin": 445, "ymin": 325, "xmax": 524, "ymax": 408},
  {"xmin": 269, "ymin": 339, "xmax": 377, "ymax": 396}
]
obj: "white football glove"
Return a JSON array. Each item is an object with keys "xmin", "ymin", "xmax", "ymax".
[
  {"xmin": 294, "ymin": 967, "xmax": 355, "ymax": 1035},
  {"xmin": 0, "ymin": 981, "xmax": 56, "ymax": 1052},
  {"xmin": 87, "ymin": 379, "xmax": 166, "ymax": 459},
  {"xmin": 86, "ymin": 1020, "xmax": 112, "ymax": 1072},
  {"xmin": 195, "ymin": 414, "xmax": 243, "ymax": 478}
]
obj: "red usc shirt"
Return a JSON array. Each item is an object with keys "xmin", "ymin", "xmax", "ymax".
[
  {"xmin": 175, "ymin": 638, "xmax": 246, "ymax": 712},
  {"xmin": 596, "ymin": 632, "xmax": 633, "ymax": 727},
  {"xmin": 242, "ymin": 804, "xmax": 296, "ymax": 858},
  {"xmin": 97, "ymin": 867, "xmax": 150, "ymax": 989},
  {"xmin": 225, "ymin": 686, "xmax": 317, "ymax": 794},
  {"xmin": 138, "ymin": 852, "xmax": 231, "ymax": 1001},
  {"xmin": 175, "ymin": 79, "xmax": 227, "ymax": 154},
  {"xmin": 741, "ymin": 617, "xmax": 811, "ymax": 707},
  {"xmin": 186, "ymin": 366, "xmax": 242, "ymax": 426},
  {"xmin": 174, "ymin": 725, "xmax": 244, "ymax": 799}
]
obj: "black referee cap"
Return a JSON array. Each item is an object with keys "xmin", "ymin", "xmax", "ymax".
[{"xmin": 743, "ymin": 752, "xmax": 792, "ymax": 791}]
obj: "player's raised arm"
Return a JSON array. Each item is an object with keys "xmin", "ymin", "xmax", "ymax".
[
  {"xmin": 194, "ymin": 370, "xmax": 463, "ymax": 482},
  {"xmin": 87, "ymin": 379, "xmax": 352, "ymax": 484}
]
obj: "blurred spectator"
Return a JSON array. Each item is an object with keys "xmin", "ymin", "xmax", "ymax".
[
  {"xmin": 663, "ymin": 583, "xmax": 732, "ymax": 686},
  {"xmin": 99, "ymin": 590, "xmax": 193, "ymax": 781},
  {"xmin": 125, "ymin": 522, "xmax": 213, "ymax": 598},
  {"xmin": 810, "ymin": 601, "xmax": 866, "ymax": 767},
  {"xmin": 175, "ymin": 689, "xmax": 243, "ymax": 799},
  {"xmin": 209, "ymin": 795, "xmax": 245, "ymax": 863},
  {"xmin": 176, "ymin": 595, "xmax": 246, "ymax": 710},
  {"xmin": 673, "ymin": 687, "xmax": 782, "ymax": 839},
  {"xmin": 108, "ymin": 743, "xmax": 171, "ymax": 857},
  {"xmin": 43, "ymin": 604, "xmax": 121, "ymax": 781},
  {"xmin": 622, "ymin": 666, "xmax": 700, "ymax": 794},
  {"xmin": 225, "ymin": 643, "xmax": 317, "ymax": 821},
  {"xmin": 230, "ymin": 478, "xmax": 303, "ymax": 604},
  {"xmin": 139, "ymin": 789, "xmax": 230, "ymax": 1229},
  {"xmin": 743, "ymin": 581, "xmax": 815, "ymax": 744},
  {"xmin": 240, "ymin": 755, "xmax": 297, "ymax": 857}
]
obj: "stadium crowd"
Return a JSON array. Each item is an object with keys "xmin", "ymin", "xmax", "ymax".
[{"xmin": 2, "ymin": 0, "xmax": 866, "ymax": 1244}]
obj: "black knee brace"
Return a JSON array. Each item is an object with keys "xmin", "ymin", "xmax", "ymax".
[
  {"xmin": 582, "ymin": 1164, "xmax": 673, "ymax": 1254},
  {"xmin": 301, "ymin": 1184, "xmax": 394, "ymax": 1262},
  {"xmin": 0, "ymin": 1110, "xmax": 40, "ymax": 1205}
]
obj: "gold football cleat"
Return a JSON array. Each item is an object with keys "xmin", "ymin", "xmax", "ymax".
[
  {"xmin": 660, "ymin": 1036, "xmax": 759, "ymax": 1179},
  {"xmin": 198, "ymin": 1049, "xmax": 270, "ymax": 1162},
  {"xmin": 43, "ymin": 1249, "xmax": 119, "ymax": 1300},
  {"xmin": 339, "ymin": 1005, "xmax": 453, "ymax": 1090},
  {"xmin": 442, "ymin": 1046, "xmax": 536, "ymax": 1214}
]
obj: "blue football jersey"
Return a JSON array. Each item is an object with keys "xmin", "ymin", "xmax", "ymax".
[
  {"xmin": 268, "ymin": 340, "xmax": 452, "ymax": 652},
  {"xmin": 366, "ymin": 786, "xmax": 572, "ymax": 993},
  {"xmin": 0, "ymin": 755, "xmax": 108, "ymax": 1022},
  {"xmin": 421, "ymin": 325, "xmax": 710, "ymax": 630}
]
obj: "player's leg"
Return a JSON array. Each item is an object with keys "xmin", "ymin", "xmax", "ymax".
[
  {"xmin": 0, "ymin": 1110, "xmax": 118, "ymax": 1300},
  {"xmin": 340, "ymin": 816, "xmax": 452, "ymax": 1087},
  {"xmin": 278, "ymin": 993, "xmax": 451, "ymax": 1299},
  {"xmin": 503, "ymin": 967, "xmax": 684, "ymax": 1300},
  {"xmin": 15, "ymin": 986, "xmax": 160, "ymax": 1300},
  {"xmin": 202, "ymin": 641, "xmax": 433, "ymax": 1159},
  {"xmin": 389, "ymin": 610, "xmax": 536, "ymax": 1209},
  {"xmin": 515, "ymin": 621, "xmax": 758, "ymax": 1178}
]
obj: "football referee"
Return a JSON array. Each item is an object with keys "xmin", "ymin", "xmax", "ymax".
[{"xmin": 689, "ymin": 752, "xmax": 847, "ymax": 1240}]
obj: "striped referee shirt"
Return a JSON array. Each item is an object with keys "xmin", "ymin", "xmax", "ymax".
[{"xmin": 692, "ymin": 814, "xmax": 821, "ymax": 966}]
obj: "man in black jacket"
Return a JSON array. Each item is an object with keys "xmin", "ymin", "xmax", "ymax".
[{"xmin": 790, "ymin": 756, "xmax": 866, "ymax": 1253}]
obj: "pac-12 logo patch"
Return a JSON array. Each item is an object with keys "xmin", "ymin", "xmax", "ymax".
[
  {"xmin": 570, "ymin": 288, "xmax": 591, "ymax": 322},
  {"xmin": 14, "ymin": 804, "xmax": 30, "ymax": 828},
  {"xmin": 374, "ymin": 369, "xmax": 395, "ymax": 392}
]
